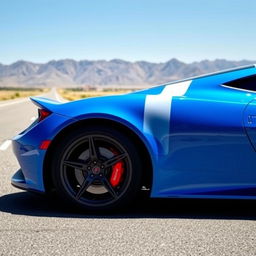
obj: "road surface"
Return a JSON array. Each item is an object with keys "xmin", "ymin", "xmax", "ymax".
[{"xmin": 0, "ymin": 89, "xmax": 256, "ymax": 255}]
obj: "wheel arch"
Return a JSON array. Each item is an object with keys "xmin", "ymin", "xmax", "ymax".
[{"xmin": 43, "ymin": 117, "xmax": 153, "ymax": 193}]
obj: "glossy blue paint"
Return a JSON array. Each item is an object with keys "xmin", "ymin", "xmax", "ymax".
[
  {"xmin": 12, "ymin": 65, "xmax": 256, "ymax": 199},
  {"xmin": 12, "ymin": 113, "xmax": 72, "ymax": 191}
]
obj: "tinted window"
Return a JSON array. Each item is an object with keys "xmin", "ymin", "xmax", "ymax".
[{"xmin": 224, "ymin": 75, "xmax": 256, "ymax": 91}]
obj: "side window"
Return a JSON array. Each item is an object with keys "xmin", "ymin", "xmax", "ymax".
[{"xmin": 224, "ymin": 75, "xmax": 256, "ymax": 92}]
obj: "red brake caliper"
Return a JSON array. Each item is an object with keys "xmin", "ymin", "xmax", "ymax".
[{"xmin": 110, "ymin": 151, "xmax": 124, "ymax": 187}]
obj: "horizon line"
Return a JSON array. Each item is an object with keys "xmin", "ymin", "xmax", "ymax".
[{"xmin": 1, "ymin": 57, "xmax": 255, "ymax": 66}]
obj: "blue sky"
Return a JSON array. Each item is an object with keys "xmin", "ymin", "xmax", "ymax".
[{"xmin": 0, "ymin": 0, "xmax": 256, "ymax": 64}]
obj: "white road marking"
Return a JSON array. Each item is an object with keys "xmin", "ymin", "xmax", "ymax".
[
  {"xmin": 31, "ymin": 116, "xmax": 36, "ymax": 121},
  {"xmin": 53, "ymin": 87, "xmax": 66, "ymax": 102},
  {"xmin": 0, "ymin": 98, "xmax": 29, "ymax": 108},
  {"xmin": 143, "ymin": 80, "xmax": 192, "ymax": 154},
  {"xmin": 0, "ymin": 140, "xmax": 11, "ymax": 151}
]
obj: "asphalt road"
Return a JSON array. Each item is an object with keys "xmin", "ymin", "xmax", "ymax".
[{"xmin": 0, "ymin": 89, "xmax": 256, "ymax": 255}]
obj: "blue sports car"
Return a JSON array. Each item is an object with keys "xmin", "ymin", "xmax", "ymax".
[{"xmin": 12, "ymin": 65, "xmax": 256, "ymax": 211}]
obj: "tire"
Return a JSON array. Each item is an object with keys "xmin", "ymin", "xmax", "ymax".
[{"xmin": 51, "ymin": 125, "xmax": 142, "ymax": 211}]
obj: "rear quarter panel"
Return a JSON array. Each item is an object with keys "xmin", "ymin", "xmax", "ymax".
[{"xmin": 152, "ymin": 72, "xmax": 256, "ymax": 198}]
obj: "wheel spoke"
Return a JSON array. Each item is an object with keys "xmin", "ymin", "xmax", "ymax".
[
  {"xmin": 75, "ymin": 176, "xmax": 93, "ymax": 200},
  {"xmin": 102, "ymin": 177, "xmax": 118, "ymax": 198},
  {"xmin": 103, "ymin": 153, "xmax": 127, "ymax": 168},
  {"xmin": 63, "ymin": 160, "xmax": 86, "ymax": 170},
  {"xmin": 88, "ymin": 136, "xmax": 98, "ymax": 160}
]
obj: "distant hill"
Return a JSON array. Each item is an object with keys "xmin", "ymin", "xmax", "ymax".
[{"xmin": 0, "ymin": 58, "xmax": 255, "ymax": 87}]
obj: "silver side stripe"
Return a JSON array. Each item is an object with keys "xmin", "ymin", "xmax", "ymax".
[{"xmin": 143, "ymin": 80, "xmax": 192, "ymax": 154}]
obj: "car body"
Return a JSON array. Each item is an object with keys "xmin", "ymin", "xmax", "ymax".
[{"xmin": 12, "ymin": 64, "xmax": 256, "ymax": 210}]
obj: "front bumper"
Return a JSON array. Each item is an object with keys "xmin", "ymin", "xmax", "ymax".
[
  {"xmin": 11, "ymin": 169, "xmax": 27, "ymax": 190},
  {"xmin": 12, "ymin": 112, "xmax": 73, "ymax": 193},
  {"xmin": 11, "ymin": 169, "xmax": 46, "ymax": 194}
]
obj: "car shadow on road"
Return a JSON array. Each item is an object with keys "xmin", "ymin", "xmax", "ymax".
[{"xmin": 0, "ymin": 191, "xmax": 256, "ymax": 220}]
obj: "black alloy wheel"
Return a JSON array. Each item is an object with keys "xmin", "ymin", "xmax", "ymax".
[{"xmin": 51, "ymin": 126, "xmax": 142, "ymax": 211}]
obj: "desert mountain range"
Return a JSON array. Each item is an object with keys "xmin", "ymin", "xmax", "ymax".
[{"xmin": 0, "ymin": 58, "xmax": 254, "ymax": 87}]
